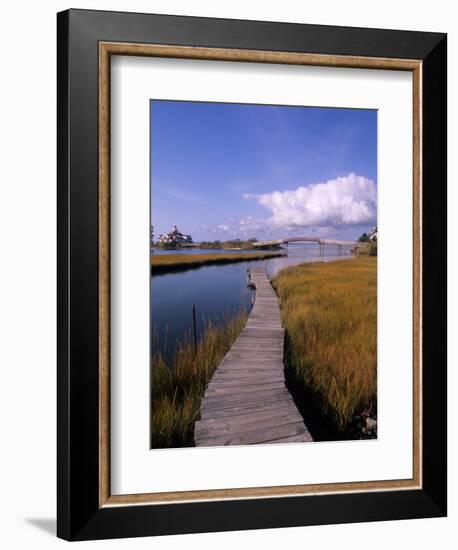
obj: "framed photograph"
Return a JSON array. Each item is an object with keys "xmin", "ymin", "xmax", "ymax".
[{"xmin": 57, "ymin": 9, "xmax": 447, "ymax": 541}]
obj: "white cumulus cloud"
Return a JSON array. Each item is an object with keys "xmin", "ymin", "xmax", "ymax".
[{"xmin": 243, "ymin": 173, "xmax": 376, "ymax": 228}]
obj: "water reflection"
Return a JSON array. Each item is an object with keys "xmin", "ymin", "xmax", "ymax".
[{"xmin": 151, "ymin": 244, "xmax": 352, "ymax": 360}]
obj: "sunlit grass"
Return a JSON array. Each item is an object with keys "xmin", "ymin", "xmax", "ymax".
[
  {"xmin": 151, "ymin": 252, "xmax": 283, "ymax": 273},
  {"xmin": 273, "ymin": 257, "xmax": 377, "ymax": 430},
  {"xmin": 151, "ymin": 313, "xmax": 248, "ymax": 448}
]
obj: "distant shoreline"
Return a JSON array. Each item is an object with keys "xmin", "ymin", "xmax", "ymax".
[{"xmin": 151, "ymin": 251, "xmax": 284, "ymax": 274}]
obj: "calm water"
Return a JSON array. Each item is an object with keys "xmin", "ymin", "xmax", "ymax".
[
  {"xmin": 151, "ymin": 245, "xmax": 352, "ymax": 360},
  {"xmin": 152, "ymin": 247, "xmax": 263, "ymax": 255}
]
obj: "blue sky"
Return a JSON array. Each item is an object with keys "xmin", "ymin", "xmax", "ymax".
[{"xmin": 150, "ymin": 100, "xmax": 377, "ymax": 242}]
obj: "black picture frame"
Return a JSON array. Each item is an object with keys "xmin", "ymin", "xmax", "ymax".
[{"xmin": 57, "ymin": 8, "xmax": 447, "ymax": 541}]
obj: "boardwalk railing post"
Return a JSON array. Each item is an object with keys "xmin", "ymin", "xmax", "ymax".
[{"xmin": 192, "ymin": 304, "xmax": 197, "ymax": 354}]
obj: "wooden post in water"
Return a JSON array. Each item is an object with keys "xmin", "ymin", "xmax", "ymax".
[{"xmin": 192, "ymin": 304, "xmax": 197, "ymax": 354}]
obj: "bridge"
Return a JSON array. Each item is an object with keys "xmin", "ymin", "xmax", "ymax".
[
  {"xmin": 195, "ymin": 267, "xmax": 312, "ymax": 447},
  {"xmin": 252, "ymin": 236, "xmax": 356, "ymax": 255}
]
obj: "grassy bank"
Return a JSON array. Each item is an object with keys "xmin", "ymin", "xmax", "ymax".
[
  {"xmin": 151, "ymin": 313, "xmax": 247, "ymax": 448},
  {"xmin": 199, "ymin": 239, "xmax": 257, "ymax": 250},
  {"xmin": 151, "ymin": 252, "xmax": 284, "ymax": 273},
  {"xmin": 355, "ymin": 241, "xmax": 377, "ymax": 256},
  {"xmin": 273, "ymin": 257, "xmax": 377, "ymax": 431}
]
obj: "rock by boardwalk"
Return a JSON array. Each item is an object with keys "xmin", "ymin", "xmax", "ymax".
[{"xmin": 195, "ymin": 267, "xmax": 312, "ymax": 447}]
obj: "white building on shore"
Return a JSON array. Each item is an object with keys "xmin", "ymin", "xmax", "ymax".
[
  {"xmin": 368, "ymin": 226, "xmax": 378, "ymax": 241},
  {"xmin": 158, "ymin": 225, "xmax": 193, "ymax": 247}
]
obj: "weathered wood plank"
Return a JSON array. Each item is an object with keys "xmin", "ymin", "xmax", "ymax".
[
  {"xmin": 205, "ymin": 382, "xmax": 285, "ymax": 397},
  {"xmin": 267, "ymin": 433, "xmax": 314, "ymax": 443},
  {"xmin": 215, "ymin": 366, "xmax": 284, "ymax": 374},
  {"xmin": 195, "ymin": 413, "xmax": 305, "ymax": 439},
  {"xmin": 201, "ymin": 388, "xmax": 292, "ymax": 410},
  {"xmin": 208, "ymin": 377, "xmax": 285, "ymax": 387},
  {"xmin": 224, "ymin": 348, "xmax": 283, "ymax": 354},
  {"xmin": 197, "ymin": 421, "xmax": 307, "ymax": 447},
  {"xmin": 214, "ymin": 360, "xmax": 284, "ymax": 369},
  {"xmin": 201, "ymin": 394, "xmax": 295, "ymax": 415},
  {"xmin": 199, "ymin": 401, "xmax": 297, "ymax": 421},
  {"xmin": 195, "ymin": 268, "xmax": 312, "ymax": 446},
  {"xmin": 198, "ymin": 401, "xmax": 300, "ymax": 424},
  {"xmin": 216, "ymin": 360, "xmax": 284, "ymax": 368}
]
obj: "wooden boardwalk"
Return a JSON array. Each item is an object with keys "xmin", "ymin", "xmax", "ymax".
[{"xmin": 195, "ymin": 267, "xmax": 312, "ymax": 447}]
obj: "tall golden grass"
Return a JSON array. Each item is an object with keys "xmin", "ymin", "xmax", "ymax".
[
  {"xmin": 151, "ymin": 252, "xmax": 283, "ymax": 273},
  {"xmin": 151, "ymin": 313, "xmax": 247, "ymax": 448},
  {"xmin": 273, "ymin": 257, "xmax": 377, "ymax": 430}
]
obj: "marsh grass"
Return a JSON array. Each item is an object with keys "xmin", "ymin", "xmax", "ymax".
[
  {"xmin": 151, "ymin": 312, "xmax": 247, "ymax": 448},
  {"xmin": 273, "ymin": 257, "xmax": 377, "ymax": 430},
  {"xmin": 151, "ymin": 252, "xmax": 283, "ymax": 273}
]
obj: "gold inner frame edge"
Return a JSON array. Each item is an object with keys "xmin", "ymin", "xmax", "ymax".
[{"xmin": 98, "ymin": 42, "xmax": 422, "ymax": 507}]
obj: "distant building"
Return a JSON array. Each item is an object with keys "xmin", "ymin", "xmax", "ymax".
[
  {"xmin": 158, "ymin": 225, "xmax": 193, "ymax": 246},
  {"xmin": 368, "ymin": 226, "xmax": 378, "ymax": 241}
]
